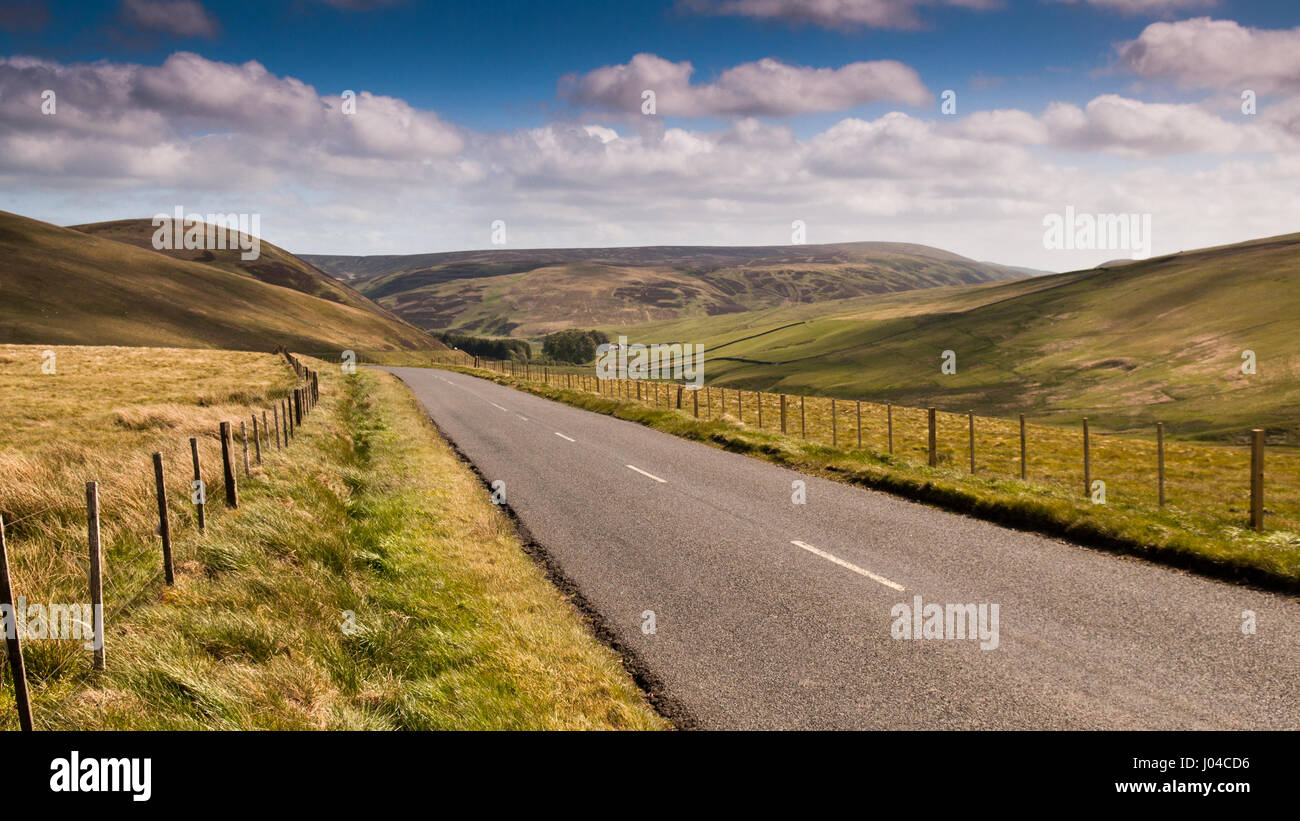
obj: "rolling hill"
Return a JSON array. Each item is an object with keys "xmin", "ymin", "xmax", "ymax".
[
  {"xmin": 610, "ymin": 234, "xmax": 1300, "ymax": 442},
  {"xmin": 303, "ymin": 243, "xmax": 1035, "ymax": 337},
  {"xmin": 72, "ymin": 218, "xmax": 407, "ymax": 321},
  {"xmin": 0, "ymin": 210, "xmax": 443, "ymax": 352}
]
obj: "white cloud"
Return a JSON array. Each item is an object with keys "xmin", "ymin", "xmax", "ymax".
[
  {"xmin": 1040, "ymin": 95, "xmax": 1276, "ymax": 155},
  {"xmin": 121, "ymin": 0, "xmax": 220, "ymax": 38},
  {"xmin": 2, "ymin": 51, "xmax": 1299, "ymax": 271},
  {"xmin": 953, "ymin": 109, "xmax": 1049, "ymax": 144},
  {"xmin": 561, "ymin": 53, "xmax": 931, "ymax": 116},
  {"xmin": 0, "ymin": 52, "xmax": 464, "ymax": 168},
  {"xmin": 1118, "ymin": 17, "xmax": 1300, "ymax": 93},
  {"xmin": 680, "ymin": 0, "xmax": 998, "ymax": 31}
]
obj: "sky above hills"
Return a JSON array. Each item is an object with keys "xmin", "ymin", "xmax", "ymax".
[{"xmin": 2, "ymin": 0, "xmax": 1298, "ymax": 269}]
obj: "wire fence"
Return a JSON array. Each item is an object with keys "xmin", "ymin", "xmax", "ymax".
[
  {"xmin": 453, "ymin": 356, "xmax": 1297, "ymax": 536},
  {"xmin": 0, "ymin": 350, "xmax": 323, "ymax": 731}
]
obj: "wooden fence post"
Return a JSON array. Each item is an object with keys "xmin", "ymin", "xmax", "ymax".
[
  {"xmin": 286, "ymin": 398, "xmax": 294, "ymax": 440},
  {"xmin": 706, "ymin": 386, "xmax": 712, "ymax": 418},
  {"xmin": 831, "ymin": 399, "xmax": 837, "ymax": 447},
  {"xmin": 273, "ymin": 405, "xmax": 282, "ymax": 451},
  {"xmin": 676, "ymin": 385, "xmax": 684, "ymax": 409},
  {"xmin": 692, "ymin": 387, "xmax": 699, "ymax": 418},
  {"xmin": 887, "ymin": 403, "xmax": 894, "ymax": 454},
  {"xmin": 240, "ymin": 421, "xmax": 250, "ymax": 478},
  {"xmin": 927, "ymin": 407, "xmax": 937, "ymax": 467},
  {"xmin": 780, "ymin": 394, "xmax": 787, "ymax": 434},
  {"xmin": 1082, "ymin": 418, "xmax": 1091, "ymax": 498},
  {"xmin": 1019, "ymin": 414, "xmax": 1027, "ymax": 480},
  {"xmin": 968, "ymin": 410, "xmax": 976, "ymax": 474},
  {"xmin": 1156, "ymin": 422, "xmax": 1165, "ymax": 507},
  {"xmin": 757, "ymin": 392, "xmax": 763, "ymax": 429},
  {"xmin": 856, "ymin": 400, "xmax": 862, "ymax": 449},
  {"xmin": 1250, "ymin": 428, "xmax": 1265, "ymax": 531},
  {"xmin": 262, "ymin": 410, "xmax": 270, "ymax": 453},
  {"xmin": 252, "ymin": 415, "xmax": 262, "ymax": 466},
  {"xmin": 190, "ymin": 437, "xmax": 205, "ymax": 533},
  {"xmin": 800, "ymin": 396, "xmax": 806, "ymax": 439},
  {"xmin": 220, "ymin": 422, "xmax": 239, "ymax": 509},
  {"xmin": 737, "ymin": 389, "xmax": 742, "ymax": 421},
  {"xmin": 86, "ymin": 481, "xmax": 104, "ymax": 671},
  {"xmin": 0, "ymin": 516, "xmax": 34, "ymax": 731},
  {"xmin": 152, "ymin": 453, "xmax": 175, "ymax": 586}
]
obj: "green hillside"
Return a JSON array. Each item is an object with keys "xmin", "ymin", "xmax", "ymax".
[
  {"xmin": 613, "ymin": 235, "xmax": 1300, "ymax": 442},
  {"xmin": 304, "ymin": 243, "xmax": 1033, "ymax": 337},
  {"xmin": 0, "ymin": 210, "xmax": 442, "ymax": 352}
]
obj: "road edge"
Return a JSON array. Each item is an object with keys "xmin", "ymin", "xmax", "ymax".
[{"xmin": 381, "ymin": 369, "xmax": 701, "ymax": 730}]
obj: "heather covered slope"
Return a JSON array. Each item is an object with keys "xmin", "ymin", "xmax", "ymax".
[{"xmin": 304, "ymin": 242, "xmax": 1034, "ymax": 336}]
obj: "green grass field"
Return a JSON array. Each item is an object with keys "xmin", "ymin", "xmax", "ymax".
[
  {"xmin": 609, "ymin": 233, "xmax": 1300, "ymax": 443},
  {"xmin": 0, "ymin": 345, "xmax": 663, "ymax": 729}
]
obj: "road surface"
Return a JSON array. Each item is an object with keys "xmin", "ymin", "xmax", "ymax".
[{"xmin": 383, "ymin": 366, "xmax": 1300, "ymax": 730}]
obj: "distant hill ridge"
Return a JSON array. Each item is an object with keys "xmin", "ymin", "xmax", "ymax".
[{"xmin": 303, "ymin": 241, "xmax": 1035, "ymax": 337}]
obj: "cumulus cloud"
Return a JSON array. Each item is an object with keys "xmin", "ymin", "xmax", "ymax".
[
  {"xmin": 1118, "ymin": 18, "xmax": 1300, "ymax": 93},
  {"xmin": 120, "ymin": 0, "xmax": 221, "ymax": 39},
  {"xmin": 0, "ymin": 52, "xmax": 464, "ymax": 168},
  {"xmin": 950, "ymin": 94, "xmax": 1297, "ymax": 156},
  {"xmin": 1039, "ymin": 95, "xmax": 1275, "ymax": 155},
  {"xmin": 560, "ymin": 53, "xmax": 931, "ymax": 117},
  {"xmin": 2, "ymin": 51, "xmax": 1299, "ymax": 270},
  {"xmin": 680, "ymin": 0, "xmax": 998, "ymax": 30}
]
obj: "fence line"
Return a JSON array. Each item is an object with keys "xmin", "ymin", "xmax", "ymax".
[
  {"xmin": 1, "ymin": 350, "xmax": 323, "ymax": 731},
  {"xmin": 448, "ymin": 355, "xmax": 1284, "ymax": 535}
]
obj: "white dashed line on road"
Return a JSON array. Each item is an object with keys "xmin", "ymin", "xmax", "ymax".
[
  {"xmin": 489, "ymin": 402, "xmax": 508, "ymax": 411},
  {"xmin": 790, "ymin": 540, "xmax": 906, "ymax": 592},
  {"xmin": 554, "ymin": 432, "xmax": 575, "ymax": 442},
  {"xmin": 625, "ymin": 464, "xmax": 667, "ymax": 484}
]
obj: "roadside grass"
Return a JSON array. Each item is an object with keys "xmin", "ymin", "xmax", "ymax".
[
  {"xmin": 0, "ymin": 344, "xmax": 663, "ymax": 730},
  {"xmin": 442, "ymin": 365, "xmax": 1300, "ymax": 591}
]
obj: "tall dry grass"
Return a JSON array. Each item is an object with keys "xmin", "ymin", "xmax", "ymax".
[
  {"xmin": 2, "ymin": 345, "xmax": 664, "ymax": 730},
  {"xmin": 0, "ymin": 344, "xmax": 296, "ymax": 685}
]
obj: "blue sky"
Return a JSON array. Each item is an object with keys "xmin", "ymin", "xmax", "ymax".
[
  {"xmin": 2, "ymin": 0, "xmax": 1279, "ymax": 122},
  {"xmin": 10, "ymin": 0, "xmax": 1294, "ymax": 128},
  {"xmin": 2, "ymin": 1, "xmax": 1299, "ymax": 267}
]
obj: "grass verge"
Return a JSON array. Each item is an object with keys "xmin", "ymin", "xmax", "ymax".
[{"xmin": 1, "ymin": 346, "xmax": 664, "ymax": 729}]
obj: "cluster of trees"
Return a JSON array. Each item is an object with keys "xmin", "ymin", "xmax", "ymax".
[
  {"xmin": 436, "ymin": 328, "xmax": 609, "ymax": 365},
  {"xmin": 541, "ymin": 329, "xmax": 609, "ymax": 364},
  {"xmin": 437, "ymin": 332, "xmax": 531, "ymax": 361}
]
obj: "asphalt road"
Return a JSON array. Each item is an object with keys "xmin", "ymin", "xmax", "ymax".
[{"xmin": 383, "ymin": 366, "xmax": 1300, "ymax": 730}]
